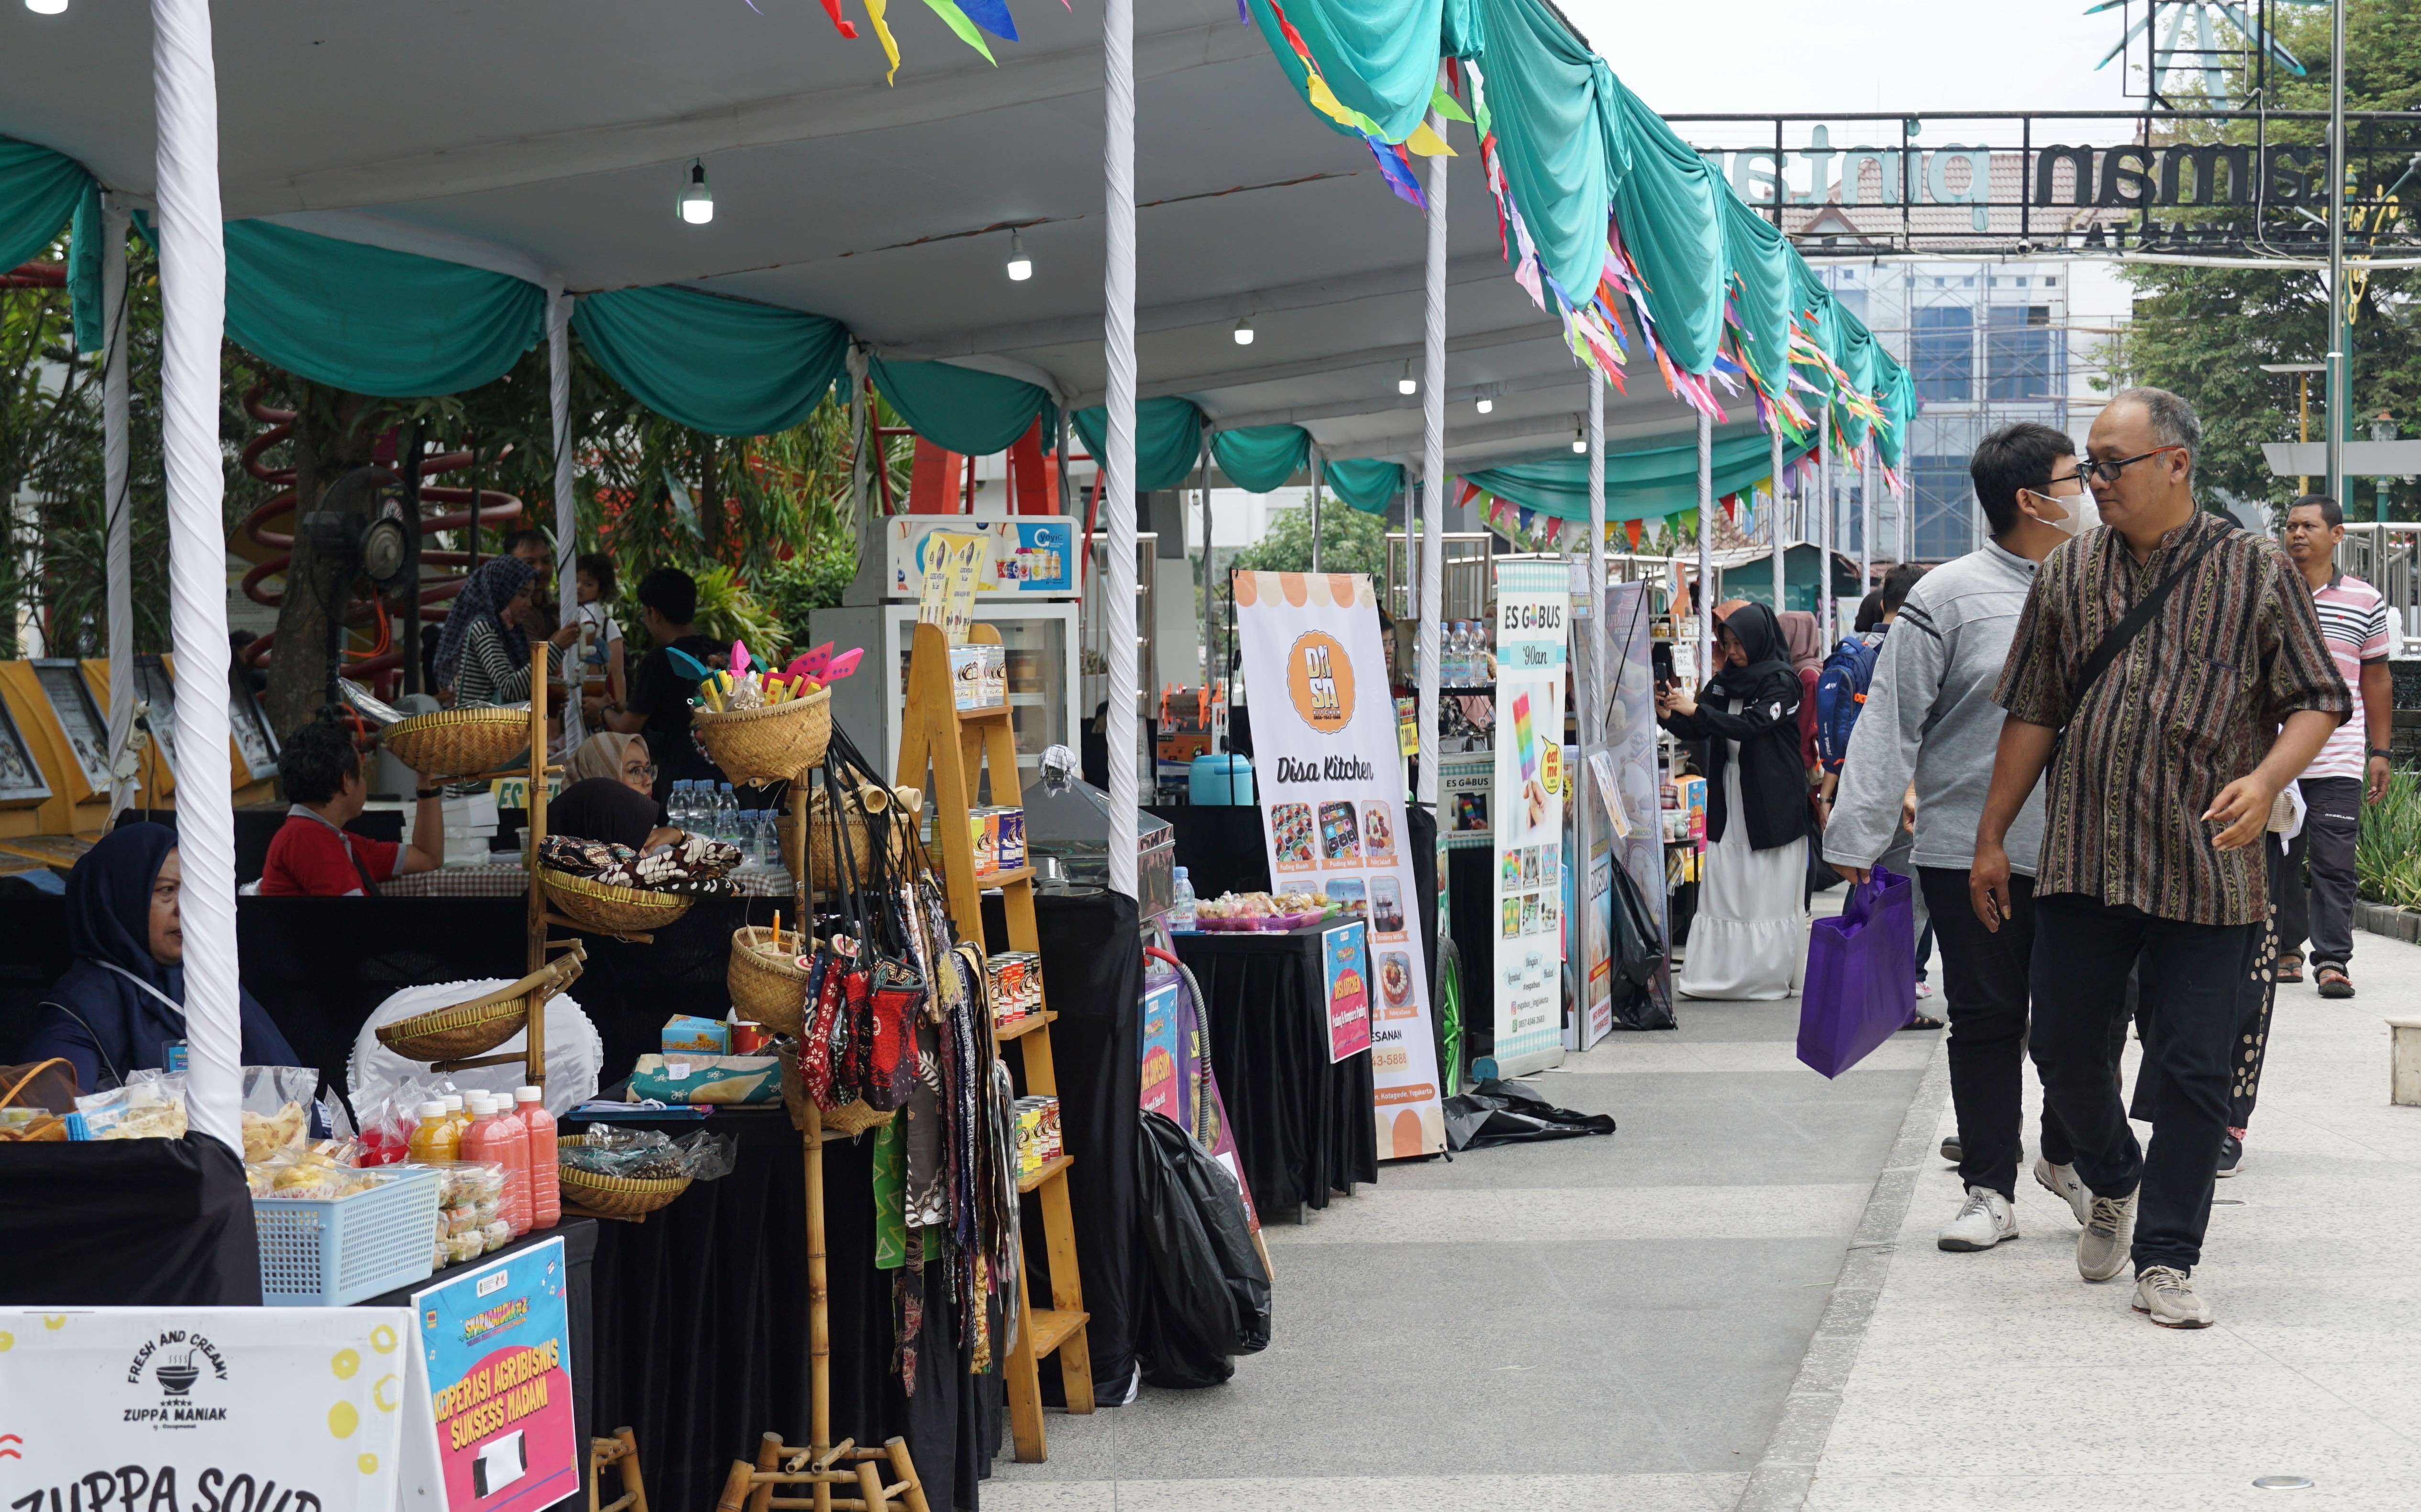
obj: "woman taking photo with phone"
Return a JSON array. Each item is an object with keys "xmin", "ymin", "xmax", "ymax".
[{"xmin": 1657, "ymin": 602, "xmax": 1811, "ymax": 1000}]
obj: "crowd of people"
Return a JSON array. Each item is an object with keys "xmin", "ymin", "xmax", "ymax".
[{"xmin": 1663, "ymin": 386, "xmax": 2388, "ymax": 1330}]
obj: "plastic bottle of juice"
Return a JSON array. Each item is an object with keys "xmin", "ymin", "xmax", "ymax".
[
  {"xmin": 407, "ymin": 1100, "xmax": 458, "ymax": 1164},
  {"xmin": 516, "ymin": 1085, "xmax": 559, "ymax": 1230},
  {"xmin": 463, "ymin": 1094, "xmax": 531, "ymax": 1237},
  {"xmin": 440, "ymin": 1092, "xmax": 468, "ymax": 1139}
]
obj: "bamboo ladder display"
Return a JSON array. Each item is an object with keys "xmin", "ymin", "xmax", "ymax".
[{"xmin": 893, "ymin": 620, "xmax": 1093, "ymax": 1462}]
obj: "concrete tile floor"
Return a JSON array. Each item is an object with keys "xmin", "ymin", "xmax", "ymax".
[
  {"xmin": 1805, "ymin": 927, "xmax": 2421, "ymax": 1512},
  {"xmin": 983, "ymin": 980, "xmax": 1932, "ymax": 1511}
]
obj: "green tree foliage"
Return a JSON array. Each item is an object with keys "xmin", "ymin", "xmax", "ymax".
[
  {"xmin": 1229, "ymin": 496, "xmax": 1388, "ymax": 576},
  {"xmin": 2118, "ymin": 0, "xmax": 2421, "ymax": 515}
]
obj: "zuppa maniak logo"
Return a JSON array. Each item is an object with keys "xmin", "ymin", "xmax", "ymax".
[
  {"xmin": 1284, "ymin": 631, "xmax": 1356, "ymax": 736},
  {"xmin": 123, "ymin": 1330, "xmax": 231, "ymax": 1428}
]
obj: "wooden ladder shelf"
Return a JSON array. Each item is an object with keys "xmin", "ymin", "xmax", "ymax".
[{"xmin": 893, "ymin": 620, "xmax": 1093, "ymax": 1462}]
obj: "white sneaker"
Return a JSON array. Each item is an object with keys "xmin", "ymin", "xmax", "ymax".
[
  {"xmin": 1937, "ymin": 1185, "xmax": 2018, "ymax": 1252},
  {"xmin": 2077, "ymin": 1189, "xmax": 2137, "ymax": 1282},
  {"xmin": 2034, "ymin": 1156, "xmax": 2091, "ymax": 1227},
  {"xmin": 2133, "ymin": 1265, "xmax": 2214, "ymax": 1328}
]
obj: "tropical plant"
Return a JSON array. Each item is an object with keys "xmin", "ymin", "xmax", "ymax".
[{"xmin": 2357, "ymin": 767, "xmax": 2421, "ymax": 908}]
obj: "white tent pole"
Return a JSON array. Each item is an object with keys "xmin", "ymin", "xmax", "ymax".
[
  {"xmin": 101, "ymin": 199, "xmax": 134, "ymax": 824},
  {"xmin": 1587, "ymin": 365, "xmax": 1606, "ymax": 728},
  {"xmin": 550, "ymin": 290, "xmax": 578, "ymax": 625},
  {"xmin": 1696, "ymin": 410, "xmax": 1713, "ymax": 682},
  {"xmin": 1416, "ymin": 77, "xmax": 1448, "ymax": 813},
  {"xmin": 1309, "ymin": 449, "xmax": 1323, "ymax": 573},
  {"xmin": 153, "ymin": 0, "xmax": 240, "ymax": 1155},
  {"xmin": 1768, "ymin": 421, "xmax": 1786, "ymax": 613},
  {"xmin": 1861, "ymin": 442, "xmax": 1877, "ymax": 581},
  {"xmin": 1199, "ymin": 433, "xmax": 1214, "ymax": 691},
  {"xmin": 1102, "ymin": 0, "xmax": 1139, "ymax": 899},
  {"xmin": 1817, "ymin": 404, "xmax": 1833, "ymax": 645}
]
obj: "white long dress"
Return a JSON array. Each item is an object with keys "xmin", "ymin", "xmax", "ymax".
[{"xmin": 1677, "ymin": 702, "xmax": 1808, "ymax": 1001}]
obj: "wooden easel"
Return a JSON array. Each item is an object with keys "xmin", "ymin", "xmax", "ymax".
[{"xmin": 893, "ymin": 620, "xmax": 1092, "ymax": 1462}]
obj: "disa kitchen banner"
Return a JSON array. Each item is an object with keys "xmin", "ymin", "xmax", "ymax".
[{"xmin": 1233, "ymin": 570, "xmax": 1443, "ymax": 1158}]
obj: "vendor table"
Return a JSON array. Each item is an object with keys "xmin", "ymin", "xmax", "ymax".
[
  {"xmin": 1170, "ymin": 926, "xmax": 1376, "ymax": 1216},
  {"xmin": 567, "ymin": 1107, "xmax": 999, "ymax": 1512},
  {"xmin": 381, "ymin": 863, "xmax": 794, "ymax": 899}
]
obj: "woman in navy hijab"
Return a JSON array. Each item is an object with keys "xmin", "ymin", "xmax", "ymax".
[{"xmin": 19, "ymin": 822, "xmax": 296, "ymax": 1091}]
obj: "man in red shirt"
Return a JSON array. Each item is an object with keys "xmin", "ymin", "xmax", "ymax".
[{"xmin": 259, "ymin": 719, "xmax": 447, "ymax": 896}]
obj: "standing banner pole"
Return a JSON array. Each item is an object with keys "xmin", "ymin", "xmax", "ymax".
[
  {"xmin": 1102, "ymin": 0, "xmax": 1139, "ymax": 898},
  {"xmin": 153, "ymin": 0, "xmax": 240, "ymax": 1154},
  {"xmin": 1416, "ymin": 74, "xmax": 1449, "ymax": 815}
]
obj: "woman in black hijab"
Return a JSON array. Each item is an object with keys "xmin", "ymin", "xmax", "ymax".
[
  {"xmin": 20, "ymin": 822, "xmax": 298, "ymax": 1092},
  {"xmin": 1656, "ymin": 602, "xmax": 1810, "ymax": 999}
]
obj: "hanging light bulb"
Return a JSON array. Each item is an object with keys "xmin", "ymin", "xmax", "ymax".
[
  {"xmin": 1572, "ymin": 421, "xmax": 1588, "ymax": 455},
  {"xmin": 1475, "ymin": 394, "xmax": 1494, "ymax": 415},
  {"xmin": 678, "ymin": 161, "xmax": 714, "ymax": 225},
  {"xmin": 1398, "ymin": 361, "xmax": 1418, "ymax": 397},
  {"xmin": 25, "ymin": 0, "xmax": 69, "ymax": 12},
  {"xmin": 1233, "ymin": 315, "xmax": 1255, "ymax": 346},
  {"xmin": 1005, "ymin": 230, "xmax": 1033, "ymax": 283}
]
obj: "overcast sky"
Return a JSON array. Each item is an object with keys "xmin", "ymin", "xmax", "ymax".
[{"xmin": 1559, "ymin": 0, "xmax": 2147, "ymax": 115}]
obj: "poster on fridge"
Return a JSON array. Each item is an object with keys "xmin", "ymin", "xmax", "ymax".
[
  {"xmin": 1490, "ymin": 558, "xmax": 1569, "ymax": 1075},
  {"xmin": 1233, "ymin": 570, "xmax": 1444, "ymax": 1158}
]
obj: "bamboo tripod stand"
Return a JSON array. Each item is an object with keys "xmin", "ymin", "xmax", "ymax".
[{"xmin": 894, "ymin": 621, "xmax": 1092, "ymax": 1462}]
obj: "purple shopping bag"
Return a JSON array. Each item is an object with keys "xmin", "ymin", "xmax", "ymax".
[{"xmin": 1796, "ymin": 865, "xmax": 1917, "ymax": 1079}]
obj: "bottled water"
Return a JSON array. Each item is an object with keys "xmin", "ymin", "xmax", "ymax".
[
  {"xmin": 671, "ymin": 780, "xmax": 696, "ymax": 834},
  {"xmin": 1446, "ymin": 622, "xmax": 1469, "ymax": 685},
  {"xmin": 1168, "ymin": 865, "xmax": 1198, "ymax": 931},
  {"xmin": 715, "ymin": 784, "xmax": 739, "ymax": 847}
]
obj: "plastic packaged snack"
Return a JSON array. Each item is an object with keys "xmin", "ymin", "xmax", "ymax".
[
  {"xmin": 481, "ymin": 1219, "xmax": 513, "ymax": 1252},
  {"xmin": 558, "ymin": 1125, "xmax": 736, "ymax": 1182},
  {"xmin": 67, "ymin": 1071, "xmax": 188, "ymax": 1141}
]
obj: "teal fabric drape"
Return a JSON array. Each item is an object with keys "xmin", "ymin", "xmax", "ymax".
[
  {"xmin": 1464, "ymin": 428, "xmax": 1815, "ymax": 523},
  {"xmin": 221, "ymin": 220, "xmax": 547, "ymax": 398},
  {"xmin": 1071, "ymin": 397, "xmax": 1206, "ymax": 494},
  {"xmin": 1832, "ymin": 318, "xmax": 1878, "ymax": 448},
  {"xmin": 1210, "ymin": 425, "xmax": 1311, "ymax": 493},
  {"xmin": 0, "ymin": 137, "xmax": 101, "ymax": 352},
  {"xmin": 576, "ymin": 285, "xmax": 847, "ymax": 437},
  {"xmin": 1874, "ymin": 360, "xmax": 1915, "ymax": 470},
  {"xmin": 1277, "ymin": 0, "xmax": 1445, "ymax": 144},
  {"xmin": 1721, "ymin": 196, "xmax": 1793, "ymax": 393},
  {"xmin": 1605, "ymin": 88, "xmax": 1728, "ymax": 377},
  {"xmin": 1468, "ymin": 0, "xmax": 1630, "ymax": 308},
  {"xmin": 869, "ymin": 356, "xmax": 1054, "ymax": 456},
  {"xmin": 68, "ymin": 188, "xmax": 105, "ymax": 355},
  {"xmin": 1324, "ymin": 457, "xmax": 1403, "ymax": 514}
]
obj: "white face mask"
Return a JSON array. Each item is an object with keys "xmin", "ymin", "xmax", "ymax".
[{"xmin": 2026, "ymin": 487, "xmax": 2092, "ymax": 538}]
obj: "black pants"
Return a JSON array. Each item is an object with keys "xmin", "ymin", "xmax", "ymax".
[
  {"xmin": 1919, "ymin": 868, "xmax": 2120, "ymax": 1200},
  {"xmin": 2277, "ymin": 775, "xmax": 2361, "ymax": 969},
  {"xmin": 2030, "ymin": 894, "xmax": 2260, "ymax": 1275},
  {"xmin": 2132, "ymin": 843, "xmax": 2283, "ymax": 1132}
]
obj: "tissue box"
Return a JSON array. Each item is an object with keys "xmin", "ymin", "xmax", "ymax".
[{"xmin": 661, "ymin": 1015, "xmax": 730, "ymax": 1054}]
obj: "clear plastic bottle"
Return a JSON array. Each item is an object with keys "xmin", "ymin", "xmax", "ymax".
[
  {"xmin": 671, "ymin": 780, "xmax": 695, "ymax": 833},
  {"xmin": 517, "ymin": 1085, "xmax": 559, "ymax": 1230},
  {"xmin": 1452, "ymin": 622, "xmax": 1474, "ymax": 684},
  {"xmin": 407, "ymin": 1100, "xmax": 458, "ymax": 1164},
  {"xmin": 715, "ymin": 783, "xmax": 739, "ymax": 847},
  {"xmin": 1168, "ymin": 865, "xmax": 1198, "ymax": 931}
]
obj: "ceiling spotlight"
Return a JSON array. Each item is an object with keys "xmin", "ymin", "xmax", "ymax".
[
  {"xmin": 1398, "ymin": 362, "xmax": 1417, "ymax": 397},
  {"xmin": 25, "ymin": 0, "xmax": 69, "ymax": 12},
  {"xmin": 1476, "ymin": 394, "xmax": 1494, "ymax": 415},
  {"xmin": 1233, "ymin": 315, "xmax": 1255, "ymax": 346},
  {"xmin": 678, "ymin": 160, "xmax": 714, "ymax": 225},
  {"xmin": 1005, "ymin": 230, "xmax": 1033, "ymax": 283},
  {"xmin": 1572, "ymin": 422, "xmax": 1588, "ymax": 455}
]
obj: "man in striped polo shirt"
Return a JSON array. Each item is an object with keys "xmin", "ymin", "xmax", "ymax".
[{"xmin": 2278, "ymin": 493, "xmax": 2396, "ymax": 999}]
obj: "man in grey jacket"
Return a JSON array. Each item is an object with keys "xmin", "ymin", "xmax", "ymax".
[{"xmin": 1825, "ymin": 422, "xmax": 2095, "ymax": 1253}]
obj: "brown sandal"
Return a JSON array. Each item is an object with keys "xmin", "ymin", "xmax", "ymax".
[
  {"xmin": 2276, "ymin": 954, "xmax": 2303, "ymax": 984},
  {"xmin": 1902, "ymin": 1013, "xmax": 1945, "ymax": 1031},
  {"xmin": 2316, "ymin": 964, "xmax": 2354, "ymax": 999}
]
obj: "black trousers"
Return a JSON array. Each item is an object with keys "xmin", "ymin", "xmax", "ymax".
[
  {"xmin": 2030, "ymin": 894, "xmax": 2260, "ymax": 1275},
  {"xmin": 1919, "ymin": 868, "xmax": 2120, "ymax": 1200},
  {"xmin": 2277, "ymin": 775, "xmax": 2361, "ymax": 969}
]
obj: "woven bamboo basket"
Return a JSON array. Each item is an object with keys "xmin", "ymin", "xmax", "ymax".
[
  {"xmin": 374, "ymin": 949, "xmax": 586, "ymax": 1063},
  {"xmin": 728, "ymin": 927, "xmax": 812, "ymax": 1037},
  {"xmin": 693, "ymin": 685, "xmax": 831, "ymax": 786},
  {"xmin": 557, "ymin": 1134, "xmax": 691, "ymax": 1219},
  {"xmin": 380, "ymin": 707, "xmax": 528, "ymax": 781},
  {"xmin": 781, "ymin": 785, "xmax": 922, "ymax": 890},
  {"xmin": 540, "ymin": 868, "xmax": 696, "ymax": 936},
  {"xmin": 778, "ymin": 1041, "xmax": 895, "ymax": 1137}
]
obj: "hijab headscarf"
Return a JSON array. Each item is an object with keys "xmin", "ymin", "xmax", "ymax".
[
  {"xmin": 1776, "ymin": 610, "xmax": 1825, "ymax": 675},
  {"xmin": 21, "ymin": 822, "xmax": 297, "ymax": 1091},
  {"xmin": 1705, "ymin": 602, "xmax": 1797, "ymax": 706},
  {"xmin": 433, "ymin": 555, "xmax": 535, "ymax": 689},
  {"xmin": 549, "ymin": 777, "xmax": 664, "ymax": 852},
  {"xmin": 563, "ymin": 732, "xmax": 642, "ymax": 788}
]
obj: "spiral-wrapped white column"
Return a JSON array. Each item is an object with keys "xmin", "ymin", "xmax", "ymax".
[
  {"xmin": 153, "ymin": 0, "xmax": 240, "ymax": 1155},
  {"xmin": 1695, "ymin": 411, "xmax": 1713, "ymax": 681},
  {"xmin": 1586, "ymin": 365, "xmax": 1606, "ymax": 739},
  {"xmin": 1101, "ymin": 0, "xmax": 1139, "ymax": 898},
  {"xmin": 550, "ymin": 291, "xmax": 578, "ymax": 624},
  {"xmin": 1415, "ymin": 83, "xmax": 1448, "ymax": 811},
  {"xmin": 102, "ymin": 202, "xmax": 134, "ymax": 822},
  {"xmin": 1769, "ymin": 422, "xmax": 1786, "ymax": 613}
]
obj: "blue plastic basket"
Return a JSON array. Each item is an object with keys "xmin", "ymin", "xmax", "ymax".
[{"xmin": 254, "ymin": 1164, "xmax": 443, "ymax": 1306}]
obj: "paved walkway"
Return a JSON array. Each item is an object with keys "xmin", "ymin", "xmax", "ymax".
[
  {"xmin": 1799, "ymin": 927, "xmax": 2421, "ymax": 1512},
  {"xmin": 985, "ymin": 961, "xmax": 1932, "ymax": 1511}
]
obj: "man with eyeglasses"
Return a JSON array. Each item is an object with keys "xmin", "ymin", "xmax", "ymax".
[
  {"xmin": 2276, "ymin": 494, "xmax": 2393, "ymax": 1003},
  {"xmin": 1972, "ymin": 388, "xmax": 2348, "ymax": 1328}
]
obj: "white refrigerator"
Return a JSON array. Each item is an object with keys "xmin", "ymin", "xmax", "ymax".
[{"xmin": 812, "ymin": 600, "xmax": 1082, "ymax": 788}]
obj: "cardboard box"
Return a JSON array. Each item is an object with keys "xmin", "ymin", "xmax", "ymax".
[{"xmin": 661, "ymin": 1014, "xmax": 730, "ymax": 1054}]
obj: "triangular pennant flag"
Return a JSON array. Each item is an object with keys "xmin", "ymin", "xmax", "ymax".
[
  {"xmin": 1429, "ymin": 83, "xmax": 1474, "ymax": 125},
  {"xmin": 1403, "ymin": 121, "xmax": 1456, "ymax": 158},
  {"xmin": 819, "ymin": 0, "xmax": 860, "ymax": 37},
  {"xmin": 863, "ymin": 0, "xmax": 902, "ymax": 80},
  {"xmin": 916, "ymin": 0, "xmax": 997, "ymax": 64},
  {"xmin": 1625, "ymin": 518, "xmax": 1643, "ymax": 549},
  {"xmin": 954, "ymin": 0, "xmax": 1018, "ymax": 41}
]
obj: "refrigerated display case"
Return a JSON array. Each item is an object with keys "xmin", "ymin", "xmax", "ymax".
[{"xmin": 813, "ymin": 600, "xmax": 1081, "ymax": 788}]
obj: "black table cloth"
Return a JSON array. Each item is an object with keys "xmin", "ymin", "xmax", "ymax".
[
  {"xmin": 1170, "ymin": 926, "xmax": 1376, "ymax": 1216},
  {"xmin": 0, "ymin": 1133, "xmax": 263, "ymax": 1305},
  {"xmin": 570, "ymin": 1107, "xmax": 1001, "ymax": 1512}
]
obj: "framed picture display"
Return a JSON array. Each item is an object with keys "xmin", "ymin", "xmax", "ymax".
[
  {"xmin": 0, "ymin": 693, "xmax": 51, "ymax": 806},
  {"xmin": 230, "ymin": 675, "xmax": 277, "ymax": 781},
  {"xmin": 33, "ymin": 658, "xmax": 111, "ymax": 797}
]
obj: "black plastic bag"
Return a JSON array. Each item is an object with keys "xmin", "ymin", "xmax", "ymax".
[
  {"xmin": 1442, "ymin": 1077, "xmax": 1617, "ymax": 1151},
  {"xmin": 1133, "ymin": 1110, "xmax": 1271, "ymax": 1388},
  {"xmin": 1607, "ymin": 857, "xmax": 1675, "ymax": 1031}
]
